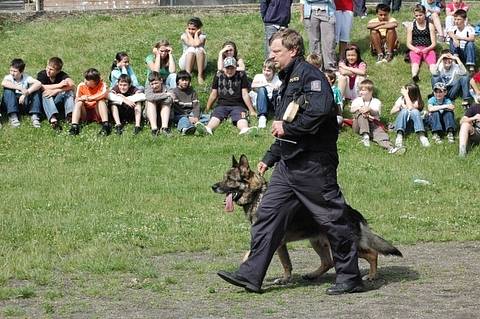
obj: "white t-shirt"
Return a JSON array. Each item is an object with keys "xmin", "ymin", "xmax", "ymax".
[
  {"xmin": 435, "ymin": 63, "xmax": 466, "ymax": 86},
  {"xmin": 3, "ymin": 73, "xmax": 35, "ymax": 94},
  {"xmin": 350, "ymin": 96, "xmax": 382, "ymax": 120},
  {"xmin": 448, "ymin": 25, "xmax": 475, "ymax": 49},
  {"xmin": 251, "ymin": 73, "xmax": 281, "ymax": 99}
]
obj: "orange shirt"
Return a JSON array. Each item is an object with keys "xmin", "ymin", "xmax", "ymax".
[{"xmin": 76, "ymin": 80, "xmax": 107, "ymax": 109}]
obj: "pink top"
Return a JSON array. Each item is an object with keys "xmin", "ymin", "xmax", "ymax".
[{"xmin": 446, "ymin": 1, "xmax": 469, "ymax": 14}]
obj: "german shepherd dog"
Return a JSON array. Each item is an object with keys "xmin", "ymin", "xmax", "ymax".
[{"xmin": 212, "ymin": 155, "xmax": 403, "ymax": 284}]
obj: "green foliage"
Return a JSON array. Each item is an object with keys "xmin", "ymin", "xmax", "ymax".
[{"xmin": 0, "ymin": 6, "xmax": 479, "ymax": 311}]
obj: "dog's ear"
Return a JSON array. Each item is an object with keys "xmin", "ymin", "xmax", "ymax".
[
  {"xmin": 238, "ymin": 155, "xmax": 251, "ymax": 177},
  {"xmin": 232, "ymin": 155, "xmax": 238, "ymax": 167}
]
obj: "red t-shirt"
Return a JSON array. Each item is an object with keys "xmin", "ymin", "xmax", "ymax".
[{"xmin": 334, "ymin": 0, "xmax": 354, "ymax": 11}]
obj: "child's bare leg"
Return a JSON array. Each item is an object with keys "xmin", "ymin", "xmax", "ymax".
[
  {"xmin": 431, "ymin": 13, "xmax": 444, "ymax": 37},
  {"xmin": 71, "ymin": 101, "xmax": 84, "ymax": 124},
  {"xmin": 111, "ymin": 104, "xmax": 121, "ymax": 126},
  {"xmin": 97, "ymin": 100, "xmax": 109, "ymax": 122},
  {"xmin": 370, "ymin": 31, "xmax": 383, "ymax": 55},
  {"xmin": 411, "ymin": 63, "xmax": 420, "ymax": 77},
  {"xmin": 337, "ymin": 75, "xmax": 348, "ymax": 97},
  {"xmin": 207, "ymin": 117, "xmax": 221, "ymax": 130},
  {"xmin": 236, "ymin": 119, "xmax": 249, "ymax": 131},
  {"xmin": 134, "ymin": 102, "xmax": 142, "ymax": 127},
  {"xmin": 196, "ymin": 50, "xmax": 206, "ymax": 84},
  {"xmin": 385, "ymin": 29, "xmax": 397, "ymax": 53},
  {"xmin": 185, "ymin": 52, "xmax": 195, "ymax": 73},
  {"xmin": 459, "ymin": 123, "xmax": 471, "ymax": 150},
  {"xmin": 146, "ymin": 101, "xmax": 158, "ymax": 130},
  {"xmin": 159, "ymin": 104, "xmax": 171, "ymax": 129}
]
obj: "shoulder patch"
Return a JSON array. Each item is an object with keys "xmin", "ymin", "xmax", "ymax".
[{"xmin": 311, "ymin": 80, "xmax": 322, "ymax": 92}]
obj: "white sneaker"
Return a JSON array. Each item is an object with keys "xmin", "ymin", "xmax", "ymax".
[
  {"xmin": 239, "ymin": 127, "xmax": 258, "ymax": 136},
  {"xmin": 395, "ymin": 134, "xmax": 403, "ymax": 147},
  {"xmin": 258, "ymin": 115, "xmax": 267, "ymax": 129},
  {"xmin": 432, "ymin": 133, "xmax": 443, "ymax": 144},
  {"xmin": 447, "ymin": 132, "xmax": 455, "ymax": 144},
  {"xmin": 9, "ymin": 114, "xmax": 20, "ymax": 128},
  {"xmin": 31, "ymin": 114, "xmax": 41, "ymax": 128},
  {"xmin": 388, "ymin": 146, "xmax": 406, "ymax": 155},
  {"xmin": 459, "ymin": 145, "xmax": 467, "ymax": 157},
  {"xmin": 419, "ymin": 135, "xmax": 430, "ymax": 147},
  {"xmin": 361, "ymin": 134, "xmax": 370, "ymax": 147}
]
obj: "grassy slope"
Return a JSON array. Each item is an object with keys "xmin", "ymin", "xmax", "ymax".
[{"xmin": 0, "ymin": 5, "xmax": 479, "ymax": 300}]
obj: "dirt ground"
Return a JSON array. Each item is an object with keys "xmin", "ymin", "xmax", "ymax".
[{"xmin": 3, "ymin": 241, "xmax": 480, "ymax": 319}]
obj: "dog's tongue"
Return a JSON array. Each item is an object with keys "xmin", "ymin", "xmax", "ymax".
[{"xmin": 225, "ymin": 193, "xmax": 234, "ymax": 212}]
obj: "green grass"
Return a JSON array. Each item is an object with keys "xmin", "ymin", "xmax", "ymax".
[{"xmin": 0, "ymin": 6, "xmax": 480, "ymax": 315}]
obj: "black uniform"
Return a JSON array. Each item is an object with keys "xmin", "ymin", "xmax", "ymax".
[{"xmin": 236, "ymin": 57, "xmax": 362, "ymax": 288}]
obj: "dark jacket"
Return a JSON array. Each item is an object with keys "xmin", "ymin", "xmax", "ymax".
[
  {"xmin": 260, "ymin": 0, "xmax": 292, "ymax": 27},
  {"xmin": 262, "ymin": 57, "xmax": 339, "ymax": 166}
]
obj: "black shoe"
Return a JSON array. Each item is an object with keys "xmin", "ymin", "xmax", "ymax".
[
  {"xmin": 217, "ymin": 271, "xmax": 262, "ymax": 293},
  {"xmin": 51, "ymin": 120, "xmax": 62, "ymax": 131},
  {"xmin": 182, "ymin": 126, "xmax": 196, "ymax": 135},
  {"xmin": 114, "ymin": 124, "xmax": 123, "ymax": 135},
  {"xmin": 133, "ymin": 126, "xmax": 142, "ymax": 135},
  {"xmin": 151, "ymin": 128, "xmax": 159, "ymax": 136},
  {"xmin": 326, "ymin": 281, "xmax": 365, "ymax": 295},
  {"xmin": 412, "ymin": 75, "xmax": 420, "ymax": 83},
  {"xmin": 69, "ymin": 124, "xmax": 80, "ymax": 136},
  {"xmin": 99, "ymin": 123, "xmax": 112, "ymax": 136},
  {"xmin": 160, "ymin": 127, "xmax": 172, "ymax": 137}
]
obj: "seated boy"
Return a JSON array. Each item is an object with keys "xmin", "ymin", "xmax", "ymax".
[
  {"xmin": 108, "ymin": 74, "xmax": 146, "ymax": 135},
  {"xmin": 196, "ymin": 57, "xmax": 257, "ymax": 135},
  {"xmin": 432, "ymin": 49, "xmax": 470, "ymax": 107},
  {"xmin": 427, "ymin": 82, "xmax": 456, "ymax": 144},
  {"xmin": 458, "ymin": 102, "xmax": 480, "ymax": 157},
  {"xmin": 250, "ymin": 59, "xmax": 281, "ymax": 129},
  {"xmin": 447, "ymin": 9, "xmax": 476, "ymax": 72},
  {"xmin": 350, "ymin": 79, "xmax": 403, "ymax": 154},
  {"xmin": 1, "ymin": 58, "xmax": 42, "ymax": 128},
  {"xmin": 367, "ymin": 4, "xmax": 399, "ymax": 63},
  {"xmin": 37, "ymin": 56, "xmax": 75, "ymax": 130},
  {"xmin": 145, "ymin": 71, "xmax": 173, "ymax": 136},
  {"xmin": 69, "ymin": 68, "xmax": 109, "ymax": 135},
  {"xmin": 171, "ymin": 70, "xmax": 209, "ymax": 135}
]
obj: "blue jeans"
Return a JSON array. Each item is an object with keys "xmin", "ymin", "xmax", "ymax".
[
  {"xmin": 431, "ymin": 75, "xmax": 470, "ymax": 100},
  {"xmin": 174, "ymin": 113, "xmax": 210, "ymax": 132},
  {"xmin": 1, "ymin": 88, "xmax": 41, "ymax": 116},
  {"xmin": 394, "ymin": 109, "xmax": 425, "ymax": 133},
  {"xmin": 428, "ymin": 110, "xmax": 456, "ymax": 133},
  {"xmin": 256, "ymin": 87, "xmax": 274, "ymax": 117},
  {"xmin": 42, "ymin": 90, "xmax": 75, "ymax": 120},
  {"xmin": 449, "ymin": 41, "xmax": 476, "ymax": 66}
]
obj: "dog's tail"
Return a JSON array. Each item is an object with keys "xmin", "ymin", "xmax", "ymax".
[
  {"xmin": 359, "ymin": 223, "xmax": 403, "ymax": 257},
  {"xmin": 346, "ymin": 205, "xmax": 403, "ymax": 257}
]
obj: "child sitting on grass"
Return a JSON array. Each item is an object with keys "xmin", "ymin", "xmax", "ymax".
[
  {"xmin": 1, "ymin": 58, "xmax": 42, "ymax": 128},
  {"xmin": 447, "ymin": 9, "xmax": 476, "ymax": 72},
  {"xmin": 390, "ymin": 83, "xmax": 429, "ymax": 148},
  {"xmin": 171, "ymin": 70, "xmax": 209, "ymax": 135},
  {"xmin": 145, "ymin": 71, "xmax": 173, "ymax": 136},
  {"xmin": 250, "ymin": 59, "xmax": 281, "ymax": 129},
  {"xmin": 110, "ymin": 52, "xmax": 141, "ymax": 89},
  {"xmin": 69, "ymin": 68, "xmax": 109, "ymax": 136},
  {"xmin": 350, "ymin": 79, "xmax": 403, "ymax": 154},
  {"xmin": 426, "ymin": 82, "xmax": 456, "ymax": 144},
  {"xmin": 108, "ymin": 74, "xmax": 146, "ymax": 135}
]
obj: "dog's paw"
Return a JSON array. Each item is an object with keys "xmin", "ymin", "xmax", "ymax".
[{"xmin": 273, "ymin": 277, "xmax": 291, "ymax": 285}]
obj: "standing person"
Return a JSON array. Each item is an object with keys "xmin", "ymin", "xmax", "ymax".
[
  {"xmin": 299, "ymin": 0, "xmax": 312, "ymax": 37},
  {"xmin": 217, "ymin": 29, "xmax": 365, "ymax": 295},
  {"xmin": 260, "ymin": 0, "xmax": 293, "ymax": 59},
  {"xmin": 353, "ymin": 0, "xmax": 367, "ymax": 18},
  {"xmin": 382, "ymin": 0, "xmax": 402, "ymax": 12},
  {"xmin": 179, "ymin": 17, "xmax": 207, "ymax": 85},
  {"xmin": 1, "ymin": 58, "xmax": 42, "ymax": 128},
  {"xmin": 406, "ymin": 4, "xmax": 437, "ymax": 83},
  {"xmin": 145, "ymin": 40, "xmax": 176, "ymax": 90},
  {"xmin": 307, "ymin": 0, "xmax": 337, "ymax": 71},
  {"xmin": 37, "ymin": 56, "xmax": 75, "ymax": 130},
  {"xmin": 334, "ymin": 0, "xmax": 354, "ymax": 60}
]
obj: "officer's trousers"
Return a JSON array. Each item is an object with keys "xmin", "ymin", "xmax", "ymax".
[{"xmin": 237, "ymin": 153, "xmax": 361, "ymax": 287}]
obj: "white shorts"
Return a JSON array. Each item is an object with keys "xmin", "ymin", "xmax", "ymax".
[
  {"xmin": 178, "ymin": 46, "xmax": 207, "ymax": 70},
  {"xmin": 335, "ymin": 10, "xmax": 353, "ymax": 43}
]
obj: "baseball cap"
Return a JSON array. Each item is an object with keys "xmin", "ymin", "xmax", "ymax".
[
  {"xmin": 223, "ymin": 57, "xmax": 237, "ymax": 68},
  {"xmin": 433, "ymin": 82, "xmax": 447, "ymax": 91}
]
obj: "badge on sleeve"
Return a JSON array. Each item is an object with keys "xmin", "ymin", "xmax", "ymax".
[{"xmin": 311, "ymin": 80, "xmax": 322, "ymax": 92}]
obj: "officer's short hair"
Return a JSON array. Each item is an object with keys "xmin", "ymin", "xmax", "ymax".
[
  {"xmin": 269, "ymin": 29, "xmax": 304, "ymax": 58},
  {"xmin": 359, "ymin": 79, "xmax": 374, "ymax": 92}
]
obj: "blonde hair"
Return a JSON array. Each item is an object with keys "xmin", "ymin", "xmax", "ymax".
[
  {"xmin": 306, "ymin": 53, "xmax": 323, "ymax": 69},
  {"xmin": 359, "ymin": 79, "xmax": 374, "ymax": 92}
]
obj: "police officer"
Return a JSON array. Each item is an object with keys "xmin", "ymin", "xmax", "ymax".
[{"xmin": 217, "ymin": 29, "xmax": 364, "ymax": 295}]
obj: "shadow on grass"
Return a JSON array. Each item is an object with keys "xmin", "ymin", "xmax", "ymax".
[{"xmin": 261, "ymin": 265, "xmax": 419, "ymax": 293}]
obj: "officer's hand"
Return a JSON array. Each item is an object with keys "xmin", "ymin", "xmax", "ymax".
[
  {"xmin": 271, "ymin": 120, "xmax": 285, "ymax": 137},
  {"xmin": 257, "ymin": 161, "xmax": 268, "ymax": 176}
]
